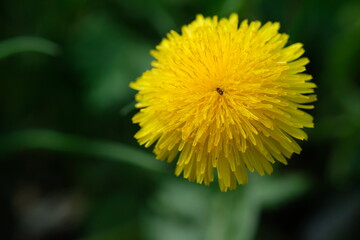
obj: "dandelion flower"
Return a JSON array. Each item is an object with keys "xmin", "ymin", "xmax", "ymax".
[{"xmin": 130, "ymin": 14, "xmax": 316, "ymax": 191}]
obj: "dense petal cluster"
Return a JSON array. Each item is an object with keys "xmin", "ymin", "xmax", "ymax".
[{"xmin": 130, "ymin": 14, "xmax": 316, "ymax": 191}]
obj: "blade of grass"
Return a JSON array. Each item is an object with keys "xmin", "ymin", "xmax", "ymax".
[
  {"xmin": 0, "ymin": 36, "xmax": 60, "ymax": 59},
  {"xmin": 0, "ymin": 129, "xmax": 165, "ymax": 173}
]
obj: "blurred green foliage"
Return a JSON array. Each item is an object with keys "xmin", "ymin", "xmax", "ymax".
[{"xmin": 1, "ymin": 0, "xmax": 360, "ymax": 240}]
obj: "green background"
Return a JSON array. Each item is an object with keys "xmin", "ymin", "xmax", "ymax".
[{"xmin": 1, "ymin": 0, "xmax": 360, "ymax": 239}]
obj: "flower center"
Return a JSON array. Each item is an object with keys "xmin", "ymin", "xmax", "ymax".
[{"xmin": 216, "ymin": 88, "xmax": 224, "ymax": 95}]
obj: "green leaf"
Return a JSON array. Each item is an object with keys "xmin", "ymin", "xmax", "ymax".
[{"xmin": 70, "ymin": 14, "xmax": 152, "ymax": 113}]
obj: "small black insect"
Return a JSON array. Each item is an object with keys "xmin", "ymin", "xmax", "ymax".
[{"xmin": 216, "ymin": 87, "xmax": 224, "ymax": 95}]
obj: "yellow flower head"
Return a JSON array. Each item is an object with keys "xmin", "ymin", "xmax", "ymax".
[{"xmin": 130, "ymin": 14, "xmax": 316, "ymax": 192}]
